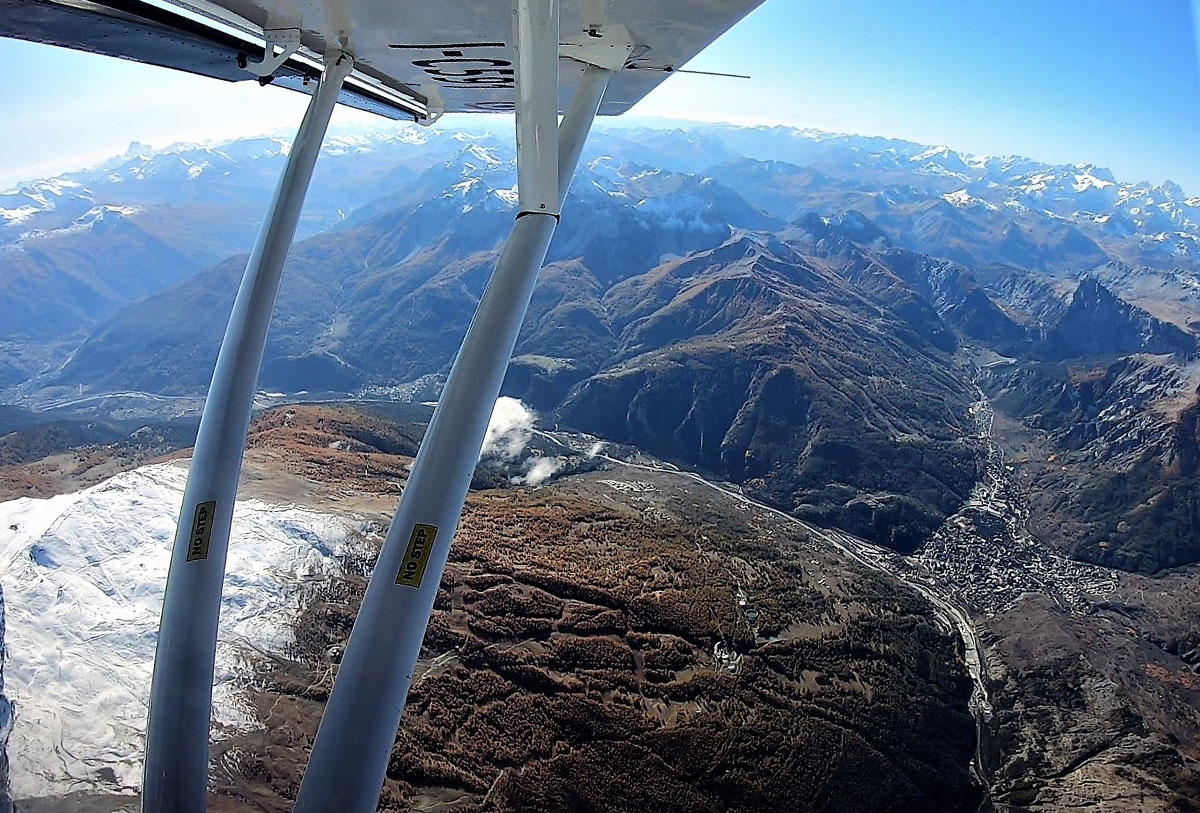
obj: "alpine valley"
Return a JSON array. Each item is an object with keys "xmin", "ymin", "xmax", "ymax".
[{"xmin": 1, "ymin": 121, "xmax": 1199, "ymax": 812}]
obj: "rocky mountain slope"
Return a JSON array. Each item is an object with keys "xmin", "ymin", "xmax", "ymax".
[
  {"xmin": 984, "ymin": 590, "xmax": 1200, "ymax": 811},
  {"xmin": 49, "ymin": 149, "xmax": 772, "ymax": 395},
  {"xmin": 556, "ymin": 234, "xmax": 978, "ymax": 552},
  {"xmin": 0, "ymin": 405, "xmax": 982, "ymax": 811},
  {"xmin": 4, "ymin": 401, "xmax": 1200, "ymax": 811},
  {"xmin": 982, "ymin": 355, "xmax": 1200, "ymax": 573}
]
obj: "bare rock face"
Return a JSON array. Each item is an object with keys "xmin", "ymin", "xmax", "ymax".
[
  {"xmin": 1039, "ymin": 278, "xmax": 1197, "ymax": 360},
  {"xmin": 984, "ymin": 593, "xmax": 1200, "ymax": 812}
]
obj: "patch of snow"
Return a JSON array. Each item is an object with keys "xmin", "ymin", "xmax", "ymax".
[
  {"xmin": 33, "ymin": 179, "xmax": 83, "ymax": 198},
  {"xmin": 943, "ymin": 189, "xmax": 981, "ymax": 208},
  {"xmin": 98, "ymin": 204, "xmax": 142, "ymax": 217},
  {"xmin": 1073, "ymin": 172, "xmax": 1113, "ymax": 192},
  {"xmin": 0, "ymin": 206, "xmax": 40, "ymax": 226},
  {"xmin": 492, "ymin": 186, "xmax": 519, "ymax": 206},
  {"xmin": 1017, "ymin": 171, "xmax": 1057, "ymax": 194},
  {"xmin": 448, "ymin": 178, "xmax": 480, "ymax": 197},
  {"xmin": 591, "ymin": 179, "xmax": 628, "ymax": 198},
  {"xmin": 463, "ymin": 144, "xmax": 501, "ymax": 168},
  {"xmin": 912, "ymin": 145, "xmax": 954, "ymax": 162},
  {"xmin": 323, "ymin": 134, "xmax": 384, "ymax": 156},
  {"xmin": 391, "ymin": 128, "xmax": 429, "ymax": 146},
  {"xmin": 0, "ymin": 462, "xmax": 358, "ymax": 797}
]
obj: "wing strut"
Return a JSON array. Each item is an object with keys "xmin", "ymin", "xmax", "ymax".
[
  {"xmin": 141, "ymin": 50, "xmax": 354, "ymax": 813},
  {"xmin": 292, "ymin": 4, "xmax": 612, "ymax": 811}
]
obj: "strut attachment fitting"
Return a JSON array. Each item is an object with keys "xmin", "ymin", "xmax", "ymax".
[{"xmin": 243, "ymin": 26, "xmax": 301, "ymax": 76}]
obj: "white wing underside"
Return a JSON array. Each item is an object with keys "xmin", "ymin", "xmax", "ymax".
[{"xmin": 0, "ymin": 0, "xmax": 764, "ymax": 121}]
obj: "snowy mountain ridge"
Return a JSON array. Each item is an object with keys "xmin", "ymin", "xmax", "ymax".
[
  {"xmin": 4, "ymin": 123, "xmax": 1194, "ymax": 248},
  {"xmin": 0, "ymin": 127, "xmax": 477, "ymax": 245}
]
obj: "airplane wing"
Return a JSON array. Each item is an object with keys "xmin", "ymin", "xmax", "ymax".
[
  {"xmin": 2, "ymin": 3, "xmax": 770, "ymax": 810},
  {"xmin": 0, "ymin": 0, "xmax": 763, "ymax": 122}
]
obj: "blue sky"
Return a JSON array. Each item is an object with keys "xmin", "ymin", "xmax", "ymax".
[{"xmin": 1, "ymin": 0, "xmax": 1198, "ymax": 192}]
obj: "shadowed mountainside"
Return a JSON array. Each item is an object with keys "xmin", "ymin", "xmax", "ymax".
[
  {"xmin": 983, "ymin": 356, "xmax": 1200, "ymax": 573},
  {"xmin": 556, "ymin": 234, "xmax": 979, "ymax": 552}
]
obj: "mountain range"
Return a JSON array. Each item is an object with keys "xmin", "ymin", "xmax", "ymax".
[
  {"xmin": 4, "ymin": 121, "xmax": 1200, "ymax": 811},
  {"xmin": 2, "ymin": 123, "xmax": 1199, "ymax": 568}
]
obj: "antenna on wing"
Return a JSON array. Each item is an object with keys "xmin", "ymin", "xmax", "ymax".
[
  {"xmin": 581, "ymin": 0, "xmax": 607, "ymax": 35},
  {"xmin": 629, "ymin": 64, "xmax": 751, "ymax": 79}
]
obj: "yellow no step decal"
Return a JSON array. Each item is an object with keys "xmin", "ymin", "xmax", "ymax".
[
  {"xmin": 395, "ymin": 523, "xmax": 438, "ymax": 588},
  {"xmin": 186, "ymin": 501, "xmax": 217, "ymax": 562}
]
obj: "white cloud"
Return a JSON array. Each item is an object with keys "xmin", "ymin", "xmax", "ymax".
[
  {"xmin": 480, "ymin": 396, "xmax": 535, "ymax": 459},
  {"xmin": 513, "ymin": 456, "xmax": 563, "ymax": 487},
  {"xmin": 479, "ymin": 399, "xmax": 566, "ymax": 485}
]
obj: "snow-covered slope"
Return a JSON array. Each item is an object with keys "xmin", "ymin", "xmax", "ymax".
[{"xmin": 0, "ymin": 462, "xmax": 359, "ymax": 799}]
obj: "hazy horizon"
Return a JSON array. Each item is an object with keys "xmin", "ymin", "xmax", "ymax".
[
  {"xmin": 3, "ymin": 115, "xmax": 1196, "ymax": 200},
  {"xmin": 2, "ymin": 0, "xmax": 1197, "ymax": 192}
]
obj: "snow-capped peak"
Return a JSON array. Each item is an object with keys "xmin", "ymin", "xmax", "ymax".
[
  {"xmin": 942, "ymin": 189, "xmax": 983, "ymax": 208},
  {"xmin": 463, "ymin": 144, "xmax": 502, "ymax": 168}
]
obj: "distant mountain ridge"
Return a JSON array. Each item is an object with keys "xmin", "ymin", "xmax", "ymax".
[
  {"xmin": 5, "ymin": 123, "xmax": 1195, "ymax": 271},
  {"xmin": 50, "ymin": 146, "xmax": 776, "ymax": 393},
  {"xmin": 0, "ymin": 129, "xmax": 468, "ymax": 387}
]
